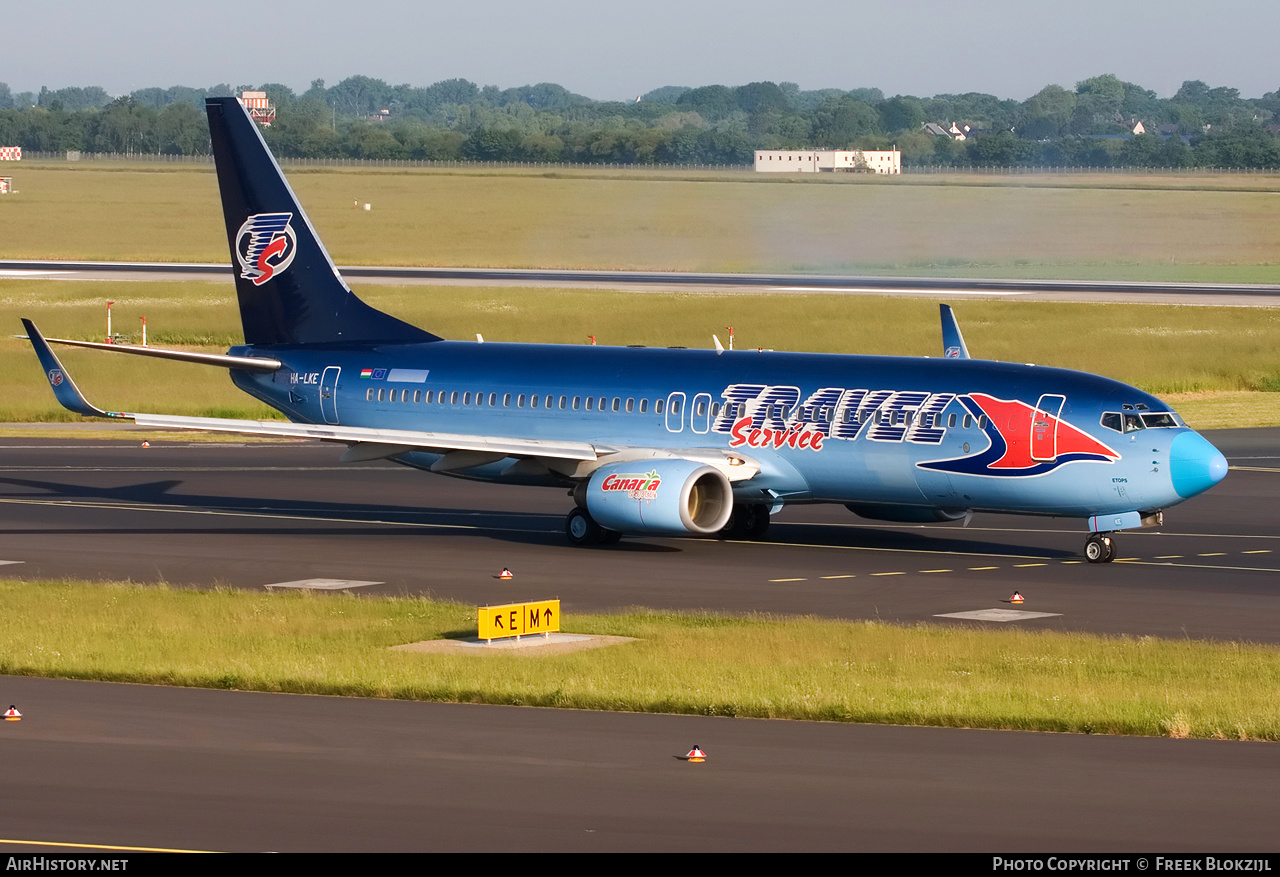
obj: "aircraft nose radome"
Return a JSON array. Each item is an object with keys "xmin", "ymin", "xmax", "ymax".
[{"xmin": 1170, "ymin": 431, "xmax": 1228, "ymax": 499}]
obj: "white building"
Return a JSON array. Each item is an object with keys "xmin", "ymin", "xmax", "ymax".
[{"xmin": 754, "ymin": 149, "xmax": 901, "ymax": 174}]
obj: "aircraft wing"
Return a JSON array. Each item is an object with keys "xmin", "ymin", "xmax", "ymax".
[
  {"xmin": 23, "ymin": 319, "xmax": 759, "ymax": 480},
  {"xmin": 939, "ymin": 304, "xmax": 971, "ymax": 359},
  {"xmin": 128, "ymin": 412, "xmax": 599, "ymax": 461}
]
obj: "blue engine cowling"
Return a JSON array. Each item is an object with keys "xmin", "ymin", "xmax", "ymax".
[{"xmin": 586, "ymin": 459, "xmax": 734, "ymax": 535}]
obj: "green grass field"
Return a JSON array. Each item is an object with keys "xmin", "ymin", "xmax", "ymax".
[
  {"xmin": 2, "ymin": 581, "xmax": 1276, "ymax": 740},
  {"xmin": 4, "ymin": 163, "xmax": 1280, "ymax": 282},
  {"xmin": 5, "ymin": 279, "xmax": 1280, "ymax": 425}
]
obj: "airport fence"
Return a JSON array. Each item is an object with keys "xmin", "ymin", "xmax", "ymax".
[
  {"xmin": 14, "ymin": 151, "xmax": 1280, "ymax": 175},
  {"xmin": 17, "ymin": 151, "xmax": 751, "ymax": 172}
]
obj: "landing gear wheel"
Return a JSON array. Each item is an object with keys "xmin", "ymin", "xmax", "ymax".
[
  {"xmin": 719, "ymin": 503, "xmax": 771, "ymax": 540},
  {"xmin": 1084, "ymin": 533, "xmax": 1115, "ymax": 563},
  {"xmin": 719, "ymin": 507, "xmax": 747, "ymax": 540},
  {"xmin": 566, "ymin": 508, "xmax": 603, "ymax": 546},
  {"xmin": 743, "ymin": 504, "xmax": 771, "ymax": 540}
]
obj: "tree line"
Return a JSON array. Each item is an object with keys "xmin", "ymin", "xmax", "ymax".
[{"xmin": 2, "ymin": 74, "xmax": 1280, "ymax": 168}]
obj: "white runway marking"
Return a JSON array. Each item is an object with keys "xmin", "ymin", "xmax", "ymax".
[
  {"xmin": 935, "ymin": 609, "xmax": 1062, "ymax": 622},
  {"xmin": 771, "ymin": 286, "xmax": 1027, "ymax": 296},
  {"xmin": 0, "ymin": 560, "xmax": 24, "ymax": 566},
  {"xmin": 264, "ymin": 578, "xmax": 383, "ymax": 590}
]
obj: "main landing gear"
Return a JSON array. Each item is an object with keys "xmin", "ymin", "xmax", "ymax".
[
  {"xmin": 719, "ymin": 503, "xmax": 771, "ymax": 541},
  {"xmin": 565, "ymin": 507, "xmax": 621, "ymax": 546},
  {"xmin": 1084, "ymin": 533, "xmax": 1116, "ymax": 563}
]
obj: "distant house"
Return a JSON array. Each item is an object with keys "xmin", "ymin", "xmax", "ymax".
[{"xmin": 922, "ymin": 122, "xmax": 970, "ymax": 141}]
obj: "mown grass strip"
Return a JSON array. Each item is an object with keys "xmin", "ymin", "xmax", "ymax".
[
  {"xmin": 1, "ymin": 580, "xmax": 1277, "ymax": 740},
  {"xmin": 6, "ymin": 164, "xmax": 1280, "ymax": 282},
  {"xmin": 7, "ymin": 280, "xmax": 1280, "ymax": 426}
]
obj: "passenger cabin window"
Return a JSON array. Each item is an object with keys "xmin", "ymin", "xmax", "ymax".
[{"xmin": 655, "ymin": 399, "xmax": 665, "ymax": 414}]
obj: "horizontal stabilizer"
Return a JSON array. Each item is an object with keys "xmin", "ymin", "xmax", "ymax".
[
  {"xmin": 939, "ymin": 304, "xmax": 971, "ymax": 360},
  {"xmin": 21, "ymin": 333, "xmax": 281, "ymax": 373}
]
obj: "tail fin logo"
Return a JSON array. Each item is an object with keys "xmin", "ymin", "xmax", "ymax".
[{"xmin": 235, "ymin": 212, "xmax": 298, "ymax": 286}]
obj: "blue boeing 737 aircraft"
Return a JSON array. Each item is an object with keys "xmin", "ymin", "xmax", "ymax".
[{"xmin": 24, "ymin": 97, "xmax": 1228, "ymax": 562}]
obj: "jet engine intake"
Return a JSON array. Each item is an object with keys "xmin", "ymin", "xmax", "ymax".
[{"xmin": 587, "ymin": 459, "xmax": 733, "ymax": 535}]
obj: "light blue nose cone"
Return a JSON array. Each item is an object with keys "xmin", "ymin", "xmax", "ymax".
[{"xmin": 1170, "ymin": 431, "xmax": 1228, "ymax": 499}]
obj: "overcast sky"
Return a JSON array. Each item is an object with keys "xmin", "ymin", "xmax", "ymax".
[{"xmin": 9, "ymin": 0, "xmax": 1279, "ymax": 102}]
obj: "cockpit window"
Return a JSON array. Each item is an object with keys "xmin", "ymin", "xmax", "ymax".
[
  {"xmin": 1141, "ymin": 412, "xmax": 1178, "ymax": 428},
  {"xmin": 1101, "ymin": 411, "xmax": 1153, "ymax": 433}
]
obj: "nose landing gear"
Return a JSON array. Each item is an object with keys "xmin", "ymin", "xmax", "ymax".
[{"xmin": 1084, "ymin": 533, "xmax": 1115, "ymax": 563}]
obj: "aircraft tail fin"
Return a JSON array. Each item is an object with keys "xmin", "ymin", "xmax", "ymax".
[
  {"xmin": 205, "ymin": 97, "xmax": 439, "ymax": 347},
  {"xmin": 939, "ymin": 304, "xmax": 970, "ymax": 359}
]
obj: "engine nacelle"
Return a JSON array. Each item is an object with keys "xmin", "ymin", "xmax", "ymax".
[
  {"xmin": 845, "ymin": 502, "xmax": 968, "ymax": 524},
  {"xmin": 586, "ymin": 459, "xmax": 733, "ymax": 535}
]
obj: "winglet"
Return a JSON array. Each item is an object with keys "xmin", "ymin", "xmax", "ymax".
[
  {"xmin": 939, "ymin": 304, "xmax": 970, "ymax": 360},
  {"xmin": 21, "ymin": 319, "xmax": 120, "ymax": 418}
]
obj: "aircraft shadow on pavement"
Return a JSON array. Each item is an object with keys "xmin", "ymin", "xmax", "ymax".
[
  {"xmin": 768, "ymin": 522, "xmax": 1076, "ymax": 559},
  {"xmin": 0, "ymin": 476, "xmax": 1068, "ymax": 557}
]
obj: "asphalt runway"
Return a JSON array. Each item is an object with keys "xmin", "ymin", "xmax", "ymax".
[
  {"xmin": 1, "ymin": 674, "xmax": 1277, "ymax": 853},
  {"xmin": 4, "ymin": 259, "xmax": 1280, "ymax": 306},
  {"xmin": 0, "ymin": 428, "xmax": 1277, "ymax": 642},
  {"xmin": 0, "ymin": 430, "xmax": 1278, "ymax": 852}
]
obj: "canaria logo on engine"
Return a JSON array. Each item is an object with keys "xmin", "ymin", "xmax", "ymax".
[{"xmin": 235, "ymin": 212, "xmax": 298, "ymax": 286}]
